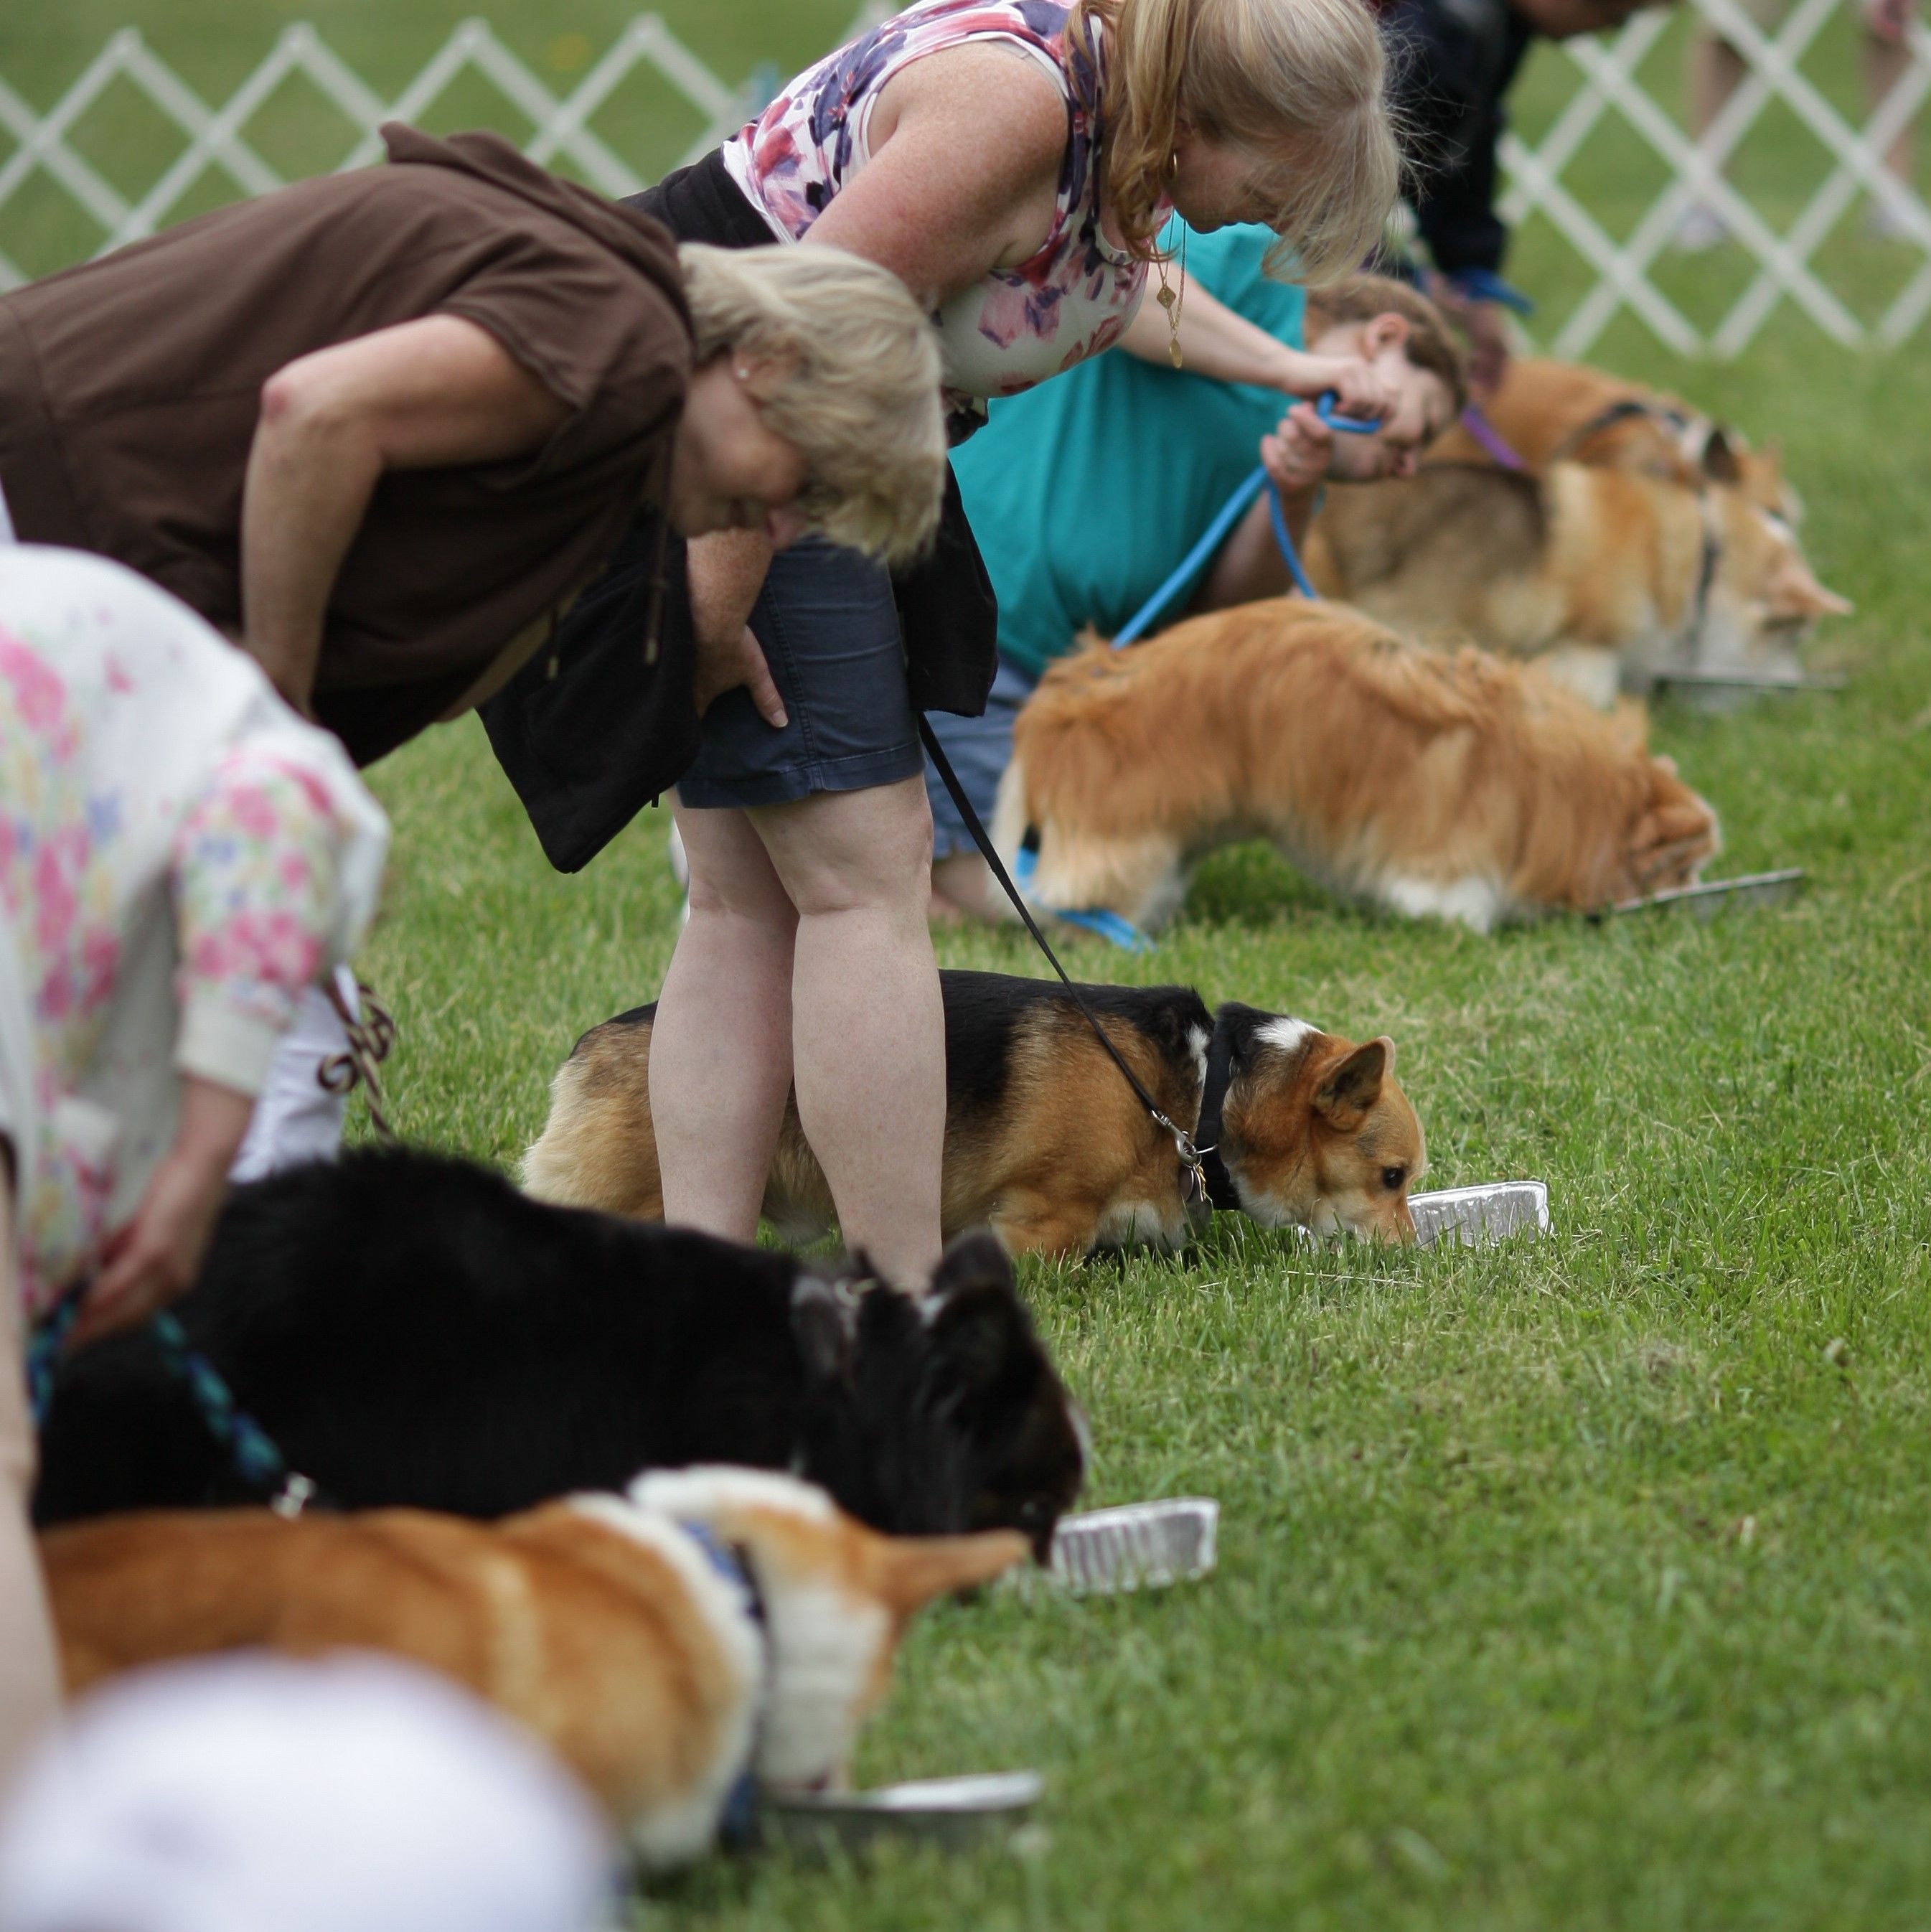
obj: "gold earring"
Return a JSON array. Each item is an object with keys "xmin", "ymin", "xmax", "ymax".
[{"xmin": 1155, "ymin": 223, "xmax": 1188, "ymax": 370}]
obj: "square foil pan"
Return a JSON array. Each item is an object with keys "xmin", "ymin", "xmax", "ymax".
[
  {"xmin": 763, "ymin": 1771, "xmax": 1043, "ymax": 1854},
  {"xmin": 1652, "ymin": 667, "xmax": 1845, "ymax": 693},
  {"xmin": 1041, "ymin": 1498, "xmax": 1220, "ymax": 1596},
  {"xmin": 1611, "ymin": 868, "xmax": 1804, "ymax": 920},
  {"xmin": 1409, "ymin": 1181, "xmax": 1551, "ymax": 1249}
]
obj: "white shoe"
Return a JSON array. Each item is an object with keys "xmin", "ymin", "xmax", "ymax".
[
  {"xmin": 1867, "ymin": 195, "xmax": 1920, "ymax": 242},
  {"xmin": 1673, "ymin": 203, "xmax": 1731, "ymax": 253}
]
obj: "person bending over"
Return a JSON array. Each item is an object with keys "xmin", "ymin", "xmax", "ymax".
[
  {"xmin": 0, "ymin": 124, "xmax": 945, "ymax": 762},
  {"xmin": 925, "ymin": 234, "xmax": 1465, "ymax": 924},
  {"xmin": 1376, "ymin": 0, "xmax": 1662, "ymax": 389},
  {"xmin": 0, "ymin": 545, "xmax": 390, "ymax": 1786},
  {"xmin": 511, "ymin": 0, "xmax": 1404, "ymax": 1290}
]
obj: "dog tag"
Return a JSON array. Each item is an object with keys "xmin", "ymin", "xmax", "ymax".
[
  {"xmin": 1611, "ymin": 868, "xmax": 1804, "ymax": 921},
  {"xmin": 1409, "ymin": 1181, "xmax": 1551, "ymax": 1248}
]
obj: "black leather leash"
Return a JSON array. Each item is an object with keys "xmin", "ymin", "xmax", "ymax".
[{"xmin": 919, "ymin": 717, "xmax": 1209, "ymax": 1203}]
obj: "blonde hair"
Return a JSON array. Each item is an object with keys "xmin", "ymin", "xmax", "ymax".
[
  {"xmin": 1066, "ymin": 0, "xmax": 1401, "ymax": 285},
  {"xmin": 1305, "ymin": 273, "xmax": 1468, "ymax": 413},
  {"xmin": 678, "ymin": 242, "xmax": 947, "ymax": 563}
]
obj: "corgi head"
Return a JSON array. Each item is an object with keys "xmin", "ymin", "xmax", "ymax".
[
  {"xmin": 1704, "ymin": 485, "xmax": 1849, "ymax": 664},
  {"xmin": 1613, "ymin": 753, "xmax": 1721, "ymax": 901},
  {"xmin": 627, "ymin": 1468, "xmax": 1028, "ymax": 1793},
  {"xmin": 789, "ymin": 1232, "xmax": 1086, "ymax": 1560},
  {"xmin": 1209, "ymin": 1008, "xmax": 1426, "ymax": 1242}
]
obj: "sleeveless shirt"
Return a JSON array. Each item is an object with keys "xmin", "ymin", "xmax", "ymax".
[{"xmin": 720, "ymin": 0, "xmax": 1152, "ymax": 405}]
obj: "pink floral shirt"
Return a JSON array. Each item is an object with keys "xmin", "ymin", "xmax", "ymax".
[
  {"xmin": 0, "ymin": 547, "xmax": 388, "ymax": 1310},
  {"xmin": 722, "ymin": 0, "xmax": 1152, "ymax": 410}
]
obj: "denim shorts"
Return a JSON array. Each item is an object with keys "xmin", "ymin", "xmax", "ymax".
[
  {"xmin": 677, "ymin": 538, "xmax": 924, "ymax": 810},
  {"xmin": 923, "ymin": 654, "xmax": 1040, "ymax": 860}
]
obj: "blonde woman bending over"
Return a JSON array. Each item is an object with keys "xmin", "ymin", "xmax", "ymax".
[{"xmin": 601, "ymin": 0, "xmax": 1404, "ymax": 1288}]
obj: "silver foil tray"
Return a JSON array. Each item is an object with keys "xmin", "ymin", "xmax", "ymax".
[
  {"xmin": 1409, "ymin": 1180, "xmax": 1551, "ymax": 1248},
  {"xmin": 1652, "ymin": 667, "xmax": 1845, "ymax": 693},
  {"xmin": 1046, "ymin": 1498, "xmax": 1219, "ymax": 1595},
  {"xmin": 764, "ymin": 1772, "xmax": 1043, "ymax": 1854},
  {"xmin": 1612, "ymin": 868, "xmax": 1804, "ymax": 919}
]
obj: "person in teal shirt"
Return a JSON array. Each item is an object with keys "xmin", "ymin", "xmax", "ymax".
[{"xmin": 927, "ymin": 222, "xmax": 1465, "ymax": 922}]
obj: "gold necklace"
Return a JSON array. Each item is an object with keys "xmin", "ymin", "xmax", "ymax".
[{"xmin": 1155, "ymin": 220, "xmax": 1187, "ymax": 368}]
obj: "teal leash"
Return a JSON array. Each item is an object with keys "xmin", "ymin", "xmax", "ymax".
[{"xmin": 29, "ymin": 1293, "xmax": 321, "ymax": 1516}]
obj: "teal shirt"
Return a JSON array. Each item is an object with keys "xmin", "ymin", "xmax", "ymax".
[{"xmin": 951, "ymin": 220, "xmax": 1306, "ymax": 677}]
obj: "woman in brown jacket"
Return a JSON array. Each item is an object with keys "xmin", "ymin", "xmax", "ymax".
[{"xmin": 0, "ymin": 124, "xmax": 945, "ymax": 766}]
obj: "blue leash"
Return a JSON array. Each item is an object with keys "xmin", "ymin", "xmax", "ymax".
[
  {"xmin": 29, "ymin": 1293, "xmax": 314, "ymax": 1511},
  {"xmin": 1111, "ymin": 393, "xmax": 1371, "ymax": 645},
  {"xmin": 1018, "ymin": 395, "xmax": 1373, "ymax": 947}
]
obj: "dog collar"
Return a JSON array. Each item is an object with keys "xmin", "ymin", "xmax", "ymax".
[
  {"xmin": 677, "ymin": 1521, "xmax": 766, "ymax": 1847},
  {"xmin": 1193, "ymin": 1021, "xmax": 1244, "ymax": 1215}
]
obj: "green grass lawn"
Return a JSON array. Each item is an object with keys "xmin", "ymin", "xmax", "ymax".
[
  {"xmin": 11, "ymin": 2, "xmax": 1931, "ymax": 1925},
  {"xmin": 344, "ymin": 333, "xmax": 1931, "ymax": 1928}
]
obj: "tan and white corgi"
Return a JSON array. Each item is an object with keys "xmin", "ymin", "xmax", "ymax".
[
  {"xmin": 525, "ymin": 972, "xmax": 1425, "ymax": 1257},
  {"xmin": 43, "ymin": 1468, "xmax": 1028, "ymax": 1871},
  {"xmin": 1434, "ymin": 355, "xmax": 1801, "ymax": 525},
  {"xmin": 1303, "ymin": 461, "xmax": 1848, "ymax": 705},
  {"xmin": 992, "ymin": 600, "xmax": 1719, "ymax": 936}
]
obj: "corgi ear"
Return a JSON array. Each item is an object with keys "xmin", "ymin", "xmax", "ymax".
[
  {"xmin": 791, "ymin": 1271, "xmax": 860, "ymax": 1384},
  {"xmin": 1312, "ymin": 1038, "xmax": 1391, "ymax": 1131},
  {"xmin": 863, "ymin": 1528, "xmax": 1032, "ymax": 1618},
  {"xmin": 926, "ymin": 1228, "xmax": 1013, "ymax": 1303},
  {"xmin": 1699, "ymin": 424, "xmax": 1742, "ymax": 485}
]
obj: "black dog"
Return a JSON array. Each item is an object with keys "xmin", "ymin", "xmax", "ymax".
[{"xmin": 33, "ymin": 1149, "xmax": 1086, "ymax": 1554}]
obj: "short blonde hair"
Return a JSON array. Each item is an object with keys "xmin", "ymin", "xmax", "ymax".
[
  {"xmin": 678, "ymin": 242, "xmax": 946, "ymax": 563},
  {"xmin": 1066, "ymin": 0, "xmax": 1401, "ymax": 285}
]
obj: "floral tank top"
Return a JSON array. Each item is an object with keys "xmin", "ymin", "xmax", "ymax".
[{"xmin": 721, "ymin": 0, "xmax": 1150, "ymax": 408}]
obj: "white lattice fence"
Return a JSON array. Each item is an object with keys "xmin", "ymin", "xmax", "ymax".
[
  {"xmin": 0, "ymin": 14, "xmax": 748, "ymax": 292},
  {"xmin": 1498, "ymin": 0, "xmax": 1931, "ymax": 353},
  {"xmin": 2, "ymin": 1, "xmax": 1928, "ymax": 354}
]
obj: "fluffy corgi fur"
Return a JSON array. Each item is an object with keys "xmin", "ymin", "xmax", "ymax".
[
  {"xmin": 34, "ymin": 1150, "xmax": 1085, "ymax": 1556},
  {"xmin": 1303, "ymin": 461, "xmax": 1848, "ymax": 704},
  {"xmin": 1433, "ymin": 355, "xmax": 1801, "ymax": 523},
  {"xmin": 525, "ymin": 972, "xmax": 1426, "ymax": 1256},
  {"xmin": 991, "ymin": 601, "xmax": 1719, "ymax": 934},
  {"xmin": 42, "ymin": 1467, "xmax": 1029, "ymax": 1869}
]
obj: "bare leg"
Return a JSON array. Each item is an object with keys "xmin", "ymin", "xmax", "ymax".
[
  {"xmin": 0, "ymin": 1177, "xmax": 62, "ymax": 1786},
  {"xmin": 650, "ymin": 798, "xmax": 799, "ymax": 1243},
  {"xmin": 931, "ymin": 852, "xmax": 1007, "ymax": 925},
  {"xmin": 1866, "ymin": 29, "xmax": 1916, "ymax": 190},
  {"xmin": 753, "ymin": 777, "xmax": 945, "ymax": 1288},
  {"xmin": 1688, "ymin": 31, "xmax": 1747, "ymax": 141}
]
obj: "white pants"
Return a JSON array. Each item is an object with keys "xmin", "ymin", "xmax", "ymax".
[{"xmin": 228, "ymin": 968, "xmax": 359, "ymax": 1184}]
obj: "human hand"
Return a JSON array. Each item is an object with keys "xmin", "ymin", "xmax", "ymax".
[
  {"xmin": 1260, "ymin": 403, "xmax": 1335, "ymax": 496},
  {"xmin": 1864, "ymin": 0, "xmax": 1913, "ymax": 43},
  {"xmin": 71, "ymin": 1079, "xmax": 255, "ymax": 1349},
  {"xmin": 693, "ymin": 623, "xmax": 787, "ymax": 728},
  {"xmin": 688, "ymin": 530, "xmax": 786, "ymax": 729},
  {"xmin": 1280, "ymin": 352, "xmax": 1401, "ymax": 426}
]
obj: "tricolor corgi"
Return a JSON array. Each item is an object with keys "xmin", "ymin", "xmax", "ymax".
[
  {"xmin": 1436, "ymin": 355, "xmax": 1801, "ymax": 525},
  {"xmin": 42, "ymin": 1468, "xmax": 1029, "ymax": 1870},
  {"xmin": 1303, "ymin": 461, "xmax": 1848, "ymax": 704},
  {"xmin": 525, "ymin": 972, "xmax": 1426, "ymax": 1257}
]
